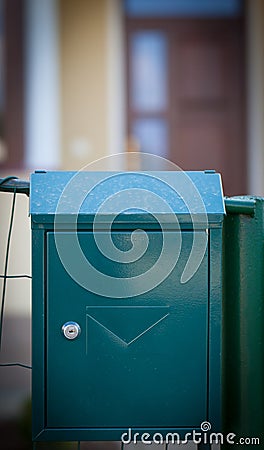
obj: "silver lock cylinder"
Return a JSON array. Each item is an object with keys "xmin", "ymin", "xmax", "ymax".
[{"xmin": 62, "ymin": 322, "xmax": 81, "ymax": 340}]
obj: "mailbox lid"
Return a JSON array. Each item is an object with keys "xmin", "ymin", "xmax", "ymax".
[{"xmin": 30, "ymin": 170, "xmax": 225, "ymax": 227}]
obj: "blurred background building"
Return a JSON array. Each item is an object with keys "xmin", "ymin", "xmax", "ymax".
[{"xmin": 0, "ymin": 0, "xmax": 263, "ymax": 438}]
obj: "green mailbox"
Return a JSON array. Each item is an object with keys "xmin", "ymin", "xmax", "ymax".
[{"xmin": 30, "ymin": 170, "xmax": 225, "ymax": 443}]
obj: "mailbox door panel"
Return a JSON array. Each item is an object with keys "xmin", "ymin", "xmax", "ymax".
[{"xmin": 46, "ymin": 231, "xmax": 208, "ymax": 429}]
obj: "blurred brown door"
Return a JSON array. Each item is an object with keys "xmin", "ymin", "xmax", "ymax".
[
  {"xmin": 0, "ymin": 0, "xmax": 24, "ymax": 169},
  {"xmin": 126, "ymin": 19, "xmax": 246, "ymax": 195}
]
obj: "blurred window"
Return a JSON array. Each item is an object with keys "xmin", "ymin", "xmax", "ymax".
[
  {"xmin": 131, "ymin": 31, "xmax": 168, "ymax": 111},
  {"xmin": 132, "ymin": 118, "xmax": 169, "ymax": 157},
  {"xmin": 127, "ymin": 29, "xmax": 170, "ymax": 157}
]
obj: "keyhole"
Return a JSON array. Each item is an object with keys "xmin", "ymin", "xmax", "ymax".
[{"xmin": 62, "ymin": 322, "xmax": 81, "ymax": 340}]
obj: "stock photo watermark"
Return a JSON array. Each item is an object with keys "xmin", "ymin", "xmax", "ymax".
[{"xmin": 121, "ymin": 422, "xmax": 261, "ymax": 446}]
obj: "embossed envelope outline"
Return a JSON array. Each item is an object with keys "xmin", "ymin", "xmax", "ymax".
[{"xmin": 86, "ymin": 306, "xmax": 170, "ymax": 352}]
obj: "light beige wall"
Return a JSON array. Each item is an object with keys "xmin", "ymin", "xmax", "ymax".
[
  {"xmin": 0, "ymin": 174, "xmax": 31, "ymax": 419},
  {"xmin": 59, "ymin": 0, "xmax": 125, "ymax": 170},
  {"xmin": 0, "ymin": 173, "xmax": 31, "ymax": 317},
  {"xmin": 246, "ymin": 0, "xmax": 264, "ymax": 195}
]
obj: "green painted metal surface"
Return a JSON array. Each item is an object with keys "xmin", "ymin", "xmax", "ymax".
[
  {"xmin": 223, "ymin": 196, "xmax": 264, "ymax": 449},
  {"xmin": 47, "ymin": 231, "xmax": 208, "ymax": 428},
  {"xmin": 30, "ymin": 170, "xmax": 225, "ymax": 226},
  {"xmin": 30, "ymin": 171, "xmax": 224, "ymax": 442}
]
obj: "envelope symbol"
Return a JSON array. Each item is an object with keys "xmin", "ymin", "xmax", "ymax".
[{"xmin": 86, "ymin": 306, "xmax": 170, "ymax": 348}]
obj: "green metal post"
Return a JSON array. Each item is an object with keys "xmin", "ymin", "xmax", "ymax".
[{"xmin": 223, "ymin": 197, "xmax": 264, "ymax": 449}]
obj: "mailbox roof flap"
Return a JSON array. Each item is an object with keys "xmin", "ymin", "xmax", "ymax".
[{"xmin": 30, "ymin": 171, "xmax": 225, "ymax": 227}]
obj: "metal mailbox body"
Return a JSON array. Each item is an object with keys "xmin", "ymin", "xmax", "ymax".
[{"xmin": 30, "ymin": 170, "xmax": 225, "ymax": 442}]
